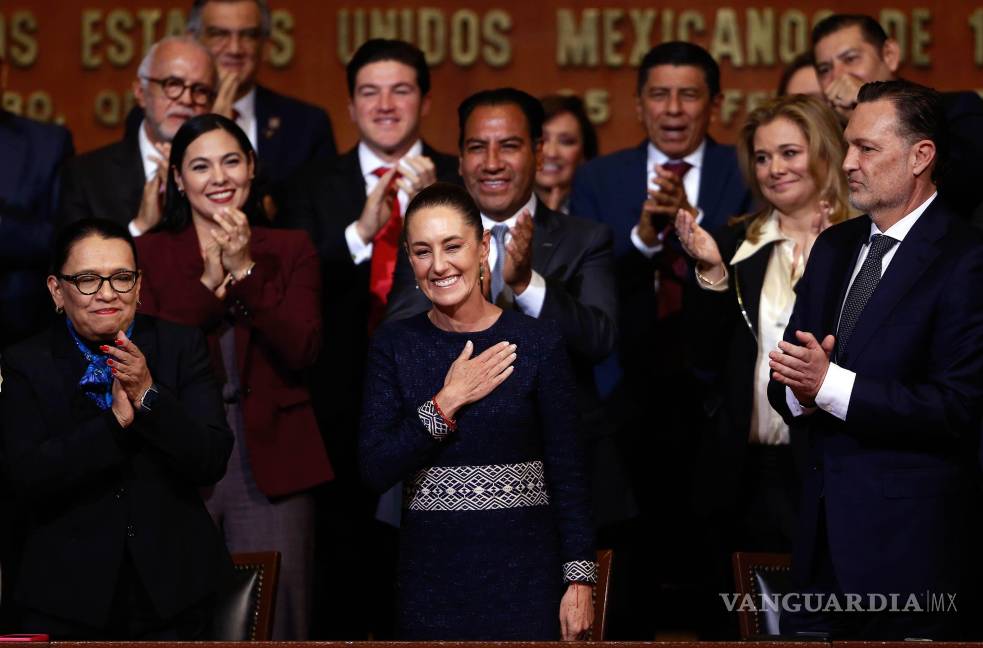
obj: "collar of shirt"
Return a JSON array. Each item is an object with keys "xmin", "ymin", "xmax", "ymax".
[
  {"xmin": 359, "ymin": 140, "xmax": 424, "ymax": 214},
  {"xmin": 137, "ymin": 120, "xmax": 163, "ymax": 182},
  {"xmin": 867, "ymin": 191, "xmax": 936, "ymax": 243},
  {"xmin": 233, "ymin": 87, "xmax": 257, "ymax": 151},
  {"xmin": 480, "ymin": 193, "xmax": 537, "ymax": 268},
  {"xmin": 730, "ymin": 210, "xmax": 790, "ymax": 265}
]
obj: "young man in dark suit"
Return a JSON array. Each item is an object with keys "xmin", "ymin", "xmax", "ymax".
[
  {"xmin": 768, "ymin": 80, "xmax": 983, "ymax": 639},
  {"xmin": 811, "ymin": 13, "xmax": 983, "ymax": 220},
  {"xmin": 568, "ymin": 42, "xmax": 753, "ymax": 637},
  {"xmin": 277, "ymin": 38, "xmax": 458, "ymax": 639}
]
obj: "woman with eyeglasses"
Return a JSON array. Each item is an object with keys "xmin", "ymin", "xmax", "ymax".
[
  {"xmin": 0, "ymin": 218, "xmax": 234, "ymax": 639},
  {"xmin": 134, "ymin": 113, "xmax": 332, "ymax": 640}
]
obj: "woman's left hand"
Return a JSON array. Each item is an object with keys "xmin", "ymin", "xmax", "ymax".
[
  {"xmin": 212, "ymin": 207, "xmax": 254, "ymax": 279},
  {"xmin": 559, "ymin": 582, "xmax": 593, "ymax": 641},
  {"xmin": 102, "ymin": 329, "xmax": 153, "ymax": 405}
]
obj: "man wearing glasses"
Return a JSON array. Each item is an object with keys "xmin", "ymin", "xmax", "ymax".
[
  {"xmin": 186, "ymin": 0, "xmax": 336, "ymax": 190},
  {"xmin": 58, "ymin": 36, "xmax": 217, "ymax": 235}
]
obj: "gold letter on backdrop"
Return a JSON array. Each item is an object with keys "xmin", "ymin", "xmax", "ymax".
[
  {"xmin": 880, "ymin": 10, "xmax": 907, "ymax": 63},
  {"xmin": 268, "ymin": 10, "xmax": 293, "ymax": 68},
  {"xmin": 106, "ymin": 10, "xmax": 135, "ymax": 68},
  {"xmin": 10, "ymin": 11, "xmax": 38, "ymax": 67},
  {"xmin": 747, "ymin": 8, "xmax": 775, "ymax": 65},
  {"xmin": 450, "ymin": 10, "xmax": 480, "ymax": 66},
  {"xmin": 370, "ymin": 9, "xmax": 398, "ymax": 40},
  {"xmin": 602, "ymin": 9, "xmax": 625, "ymax": 67},
  {"xmin": 778, "ymin": 10, "xmax": 807, "ymax": 63},
  {"xmin": 94, "ymin": 89, "xmax": 120, "ymax": 127},
  {"xmin": 678, "ymin": 11, "xmax": 706, "ymax": 41},
  {"xmin": 711, "ymin": 9, "xmax": 744, "ymax": 67},
  {"xmin": 418, "ymin": 9, "xmax": 446, "ymax": 65},
  {"xmin": 911, "ymin": 9, "xmax": 931, "ymax": 67},
  {"xmin": 81, "ymin": 10, "xmax": 102, "ymax": 69},
  {"xmin": 164, "ymin": 9, "xmax": 186, "ymax": 36},
  {"xmin": 584, "ymin": 88, "xmax": 610, "ymax": 124},
  {"xmin": 972, "ymin": 8, "xmax": 983, "ymax": 66},
  {"xmin": 628, "ymin": 10, "xmax": 655, "ymax": 65},
  {"xmin": 557, "ymin": 9, "xmax": 599, "ymax": 66},
  {"xmin": 482, "ymin": 10, "xmax": 511, "ymax": 67},
  {"xmin": 136, "ymin": 9, "xmax": 161, "ymax": 58}
]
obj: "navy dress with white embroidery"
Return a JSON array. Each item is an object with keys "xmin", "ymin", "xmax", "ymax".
[{"xmin": 360, "ymin": 309, "xmax": 597, "ymax": 640}]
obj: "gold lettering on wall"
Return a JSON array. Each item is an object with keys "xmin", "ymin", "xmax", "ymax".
[
  {"xmin": 136, "ymin": 9, "xmax": 161, "ymax": 58},
  {"xmin": 910, "ymin": 8, "xmax": 931, "ymax": 67},
  {"xmin": 556, "ymin": 9, "xmax": 599, "ymax": 66},
  {"xmin": 450, "ymin": 10, "xmax": 480, "ymax": 66},
  {"xmin": 746, "ymin": 9, "xmax": 775, "ymax": 65},
  {"xmin": 163, "ymin": 9, "xmax": 186, "ymax": 37},
  {"xmin": 268, "ymin": 10, "xmax": 293, "ymax": 67},
  {"xmin": 81, "ymin": 10, "xmax": 102, "ymax": 69},
  {"xmin": 370, "ymin": 9, "xmax": 398, "ymax": 40},
  {"xmin": 711, "ymin": 9, "xmax": 743, "ymax": 66},
  {"xmin": 971, "ymin": 9, "xmax": 983, "ymax": 66},
  {"xmin": 482, "ymin": 10, "xmax": 511, "ymax": 67},
  {"xmin": 628, "ymin": 10, "xmax": 655, "ymax": 65},
  {"xmin": 418, "ymin": 9, "xmax": 446, "ymax": 65},
  {"xmin": 106, "ymin": 10, "xmax": 135, "ymax": 67},
  {"xmin": 601, "ymin": 9, "xmax": 625, "ymax": 67},
  {"xmin": 584, "ymin": 88, "xmax": 610, "ymax": 124},
  {"xmin": 778, "ymin": 10, "xmax": 807, "ymax": 63},
  {"xmin": 10, "ymin": 11, "xmax": 38, "ymax": 67},
  {"xmin": 678, "ymin": 11, "xmax": 706, "ymax": 41},
  {"xmin": 881, "ymin": 10, "xmax": 907, "ymax": 63}
]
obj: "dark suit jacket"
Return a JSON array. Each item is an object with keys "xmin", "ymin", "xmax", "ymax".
[
  {"xmin": 136, "ymin": 225, "xmax": 333, "ymax": 498},
  {"xmin": 939, "ymin": 90, "xmax": 983, "ymax": 220},
  {"xmin": 123, "ymin": 85, "xmax": 336, "ymax": 193},
  {"xmin": 57, "ymin": 133, "xmax": 143, "ymax": 228},
  {"xmin": 767, "ymin": 200, "xmax": 983, "ymax": 597},
  {"xmin": 385, "ymin": 200, "xmax": 634, "ymax": 524},
  {"xmin": 277, "ymin": 143, "xmax": 459, "ymax": 477},
  {"xmin": 0, "ymin": 111, "xmax": 74, "ymax": 341},
  {"xmin": 0, "ymin": 315, "xmax": 234, "ymax": 626}
]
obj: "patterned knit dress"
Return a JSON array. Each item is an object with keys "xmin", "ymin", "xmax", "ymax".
[{"xmin": 360, "ymin": 310, "xmax": 596, "ymax": 640}]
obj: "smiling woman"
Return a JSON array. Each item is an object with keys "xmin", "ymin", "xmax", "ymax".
[
  {"xmin": 360, "ymin": 182, "xmax": 596, "ymax": 641},
  {"xmin": 133, "ymin": 114, "xmax": 333, "ymax": 640}
]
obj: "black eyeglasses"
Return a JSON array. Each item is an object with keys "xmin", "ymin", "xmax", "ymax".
[
  {"xmin": 59, "ymin": 271, "xmax": 140, "ymax": 295},
  {"xmin": 141, "ymin": 75, "xmax": 216, "ymax": 107}
]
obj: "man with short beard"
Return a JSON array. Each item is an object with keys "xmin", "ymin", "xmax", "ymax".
[{"xmin": 58, "ymin": 36, "xmax": 217, "ymax": 235}]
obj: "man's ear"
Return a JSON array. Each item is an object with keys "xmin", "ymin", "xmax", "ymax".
[
  {"xmin": 881, "ymin": 38, "xmax": 901, "ymax": 76},
  {"xmin": 709, "ymin": 92, "xmax": 724, "ymax": 124},
  {"xmin": 910, "ymin": 138, "xmax": 936, "ymax": 178},
  {"xmin": 133, "ymin": 79, "xmax": 147, "ymax": 109}
]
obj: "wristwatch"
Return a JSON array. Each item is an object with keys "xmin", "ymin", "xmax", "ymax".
[{"xmin": 138, "ymin": 383, "xmax": 161, "ymax": 414}]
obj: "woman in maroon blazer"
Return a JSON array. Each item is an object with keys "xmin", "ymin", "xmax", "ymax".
[{"xmin": 135, "ymin": 114, "xmax": 332, "ymax": 640}]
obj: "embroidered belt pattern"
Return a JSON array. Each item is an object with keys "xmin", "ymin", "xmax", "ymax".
[{"xmin": 405, "ymin": 460, "xmax": 550, "ymax": 511}]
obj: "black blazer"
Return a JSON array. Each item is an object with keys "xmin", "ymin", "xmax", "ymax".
[
  {"xmin": 57, "ymin": 133, "xmax": 143, "ymax": 228},
  {"xmin": 277, "ymin": 143, "xmax": 460, "ymax": 475},
  {"xmin": 767, "ymin": 200, "xmax": 983, "ymax": 597},
  {"xmin": 0, "ymin": 315, "xmax": 234, "ymax": 626}
]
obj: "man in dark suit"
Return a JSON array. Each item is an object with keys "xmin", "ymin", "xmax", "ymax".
[
  {"xmin": 58, "ymin": 36, "xmax": 217, "ymax": 234},
  {"xmin": 811, "ymin": 13, "xmax": 983, "ymax": 220},
  {"xmin": 0, "ymin": 110, "xmax": 73, "ymax": 343},
  {"xmin": 185, "ymin": 0, "xmax": 335, "ymax": 190},
  {"xmin": 569, "ymin": 41, "xmax": 752, "ymax": 637},
  {"xmin": 385, "ymin": 87, "xmax": 628, "ymax": 537},
  {"xmin": 277, "ymin": 38, "xmax": 457, "ymax": 639},
  {"xmin": 768, "ymin": 80, "xmax": 983, "ymax": 639}
]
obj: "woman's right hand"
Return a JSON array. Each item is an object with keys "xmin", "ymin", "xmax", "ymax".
[
  {"xmin": 200, "ymin": 235, "xmax": 231, "ymax": 298},
  {"xmin": 111, "ymin": 378, "xmax": 134, "ymax": 429},
  {"xmin": 675, "ymin": 208, "xmax": 724, "ymax": 268},
  {"xmin": 434, "ymin": 340, "xmax": 517, "ymax": 419}
]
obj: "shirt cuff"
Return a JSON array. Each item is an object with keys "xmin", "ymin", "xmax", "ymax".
[
  {"xmin": 128, "ymin": 220, "xmax": 144, "ymax": 237},
  {"xmin": 513, "ymin": 270, "xmax": 546, "ymax": 318},
  {"xmin": 344, "ymin": 221, "xmax": 373, "ymax": 265},
  {"xmin": 815, "ymin": 362, "xmax": 855, "ymax": 421},
  {"xmin": 562, "ymin": 560, "xmax": 598, "ymax": 585},
  {"xmin": 630, "ymin": 225, "xmax": 663, "ymax": 258}
]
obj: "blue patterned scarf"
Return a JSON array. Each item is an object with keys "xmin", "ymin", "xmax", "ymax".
[{"xmin": 66, "ymin": 318, "xmax": 134, "ymax": 411}]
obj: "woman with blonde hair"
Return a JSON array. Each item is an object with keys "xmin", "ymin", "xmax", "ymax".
[{"xmin": 675, "ymin": 94, "xmax": 850, "ymax": 636}]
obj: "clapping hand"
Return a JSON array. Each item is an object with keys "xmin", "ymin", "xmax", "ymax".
[
  {"xmin": 132, "ymin": 141, "xmax": 171, "ymax": 234},
  {"xmin": 503, "ymin": 209, "xmax": 534, "ymax": 295},
  {"xmin": 434, "ymin": 340, "xmax": 517, "ymax": 419},
  {"xmin": 210, "ymin": 207, "xmax": 254, "ymax": 279},
  {"xmin": 355, "ymin": 166, "xmax": 399, "ymax": 244},
  {"xmin": 103, "ymin": 329, "xmax": 154, "ymax": 426},
  {"xmin": 637, "ymin": 165, "xmax": 696, "ymax": 246},
  {"xmin": 768, "ymin": 330, "xmax": 836, "ymax": 408},
  {"xmin": 212, "ymin": 70, "xmax": 240, "ymax": 120},
  {"xmin": 395, "ymin": 155, "xmax": 438, "ymax": 201}
]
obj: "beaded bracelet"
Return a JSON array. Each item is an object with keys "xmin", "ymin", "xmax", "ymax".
[{"xmin": 432, "ymin": 397, "xmax": 457, "ymax": 431}]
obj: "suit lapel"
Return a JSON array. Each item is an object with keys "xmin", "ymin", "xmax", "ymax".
[
  {"xmin": 115, "ymin": 134, "xmax": 146, "ymax": 221},
  {"xmin": 254, "ymin": 85, "xmax": 283, "ymax": 161},
  {"xmin": 531, "ymin": 202, "xmax": 562, "ymax": 274},
  {"xmin": 337, "ymin": 148, "xmax": 368, "ymax": 215},
  {"xmin": 842, "ymin": 205, "xmax": 946, "ymax": 366},
  {"xmin": 825, "ymin": 218, "xmax": 870, "ymax": 336}
]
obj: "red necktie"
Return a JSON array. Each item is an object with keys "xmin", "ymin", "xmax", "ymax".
[
  {"xmin": 367, "ymin": 166, "xmax": 401, "ymax": 332},
  {"xmin": 656, "ymin": 160, "xmax": 692, "ymax": 319}
]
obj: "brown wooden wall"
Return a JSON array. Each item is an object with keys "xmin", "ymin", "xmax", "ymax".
[{"xmin": 2, "ymin": 0, "xmax": 981, "ymax": 155}]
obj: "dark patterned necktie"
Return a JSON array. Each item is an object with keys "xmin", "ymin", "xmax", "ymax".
[
  {"xmin": 490, "ymin": 223, "xmax": 512, "ymax": 306},
  {"xmin": 836, "ymin": 233, "xmax": 899, "ymax": 355},
  {"xmin": 656, "ymin": 160, "xmax": 692, "ymax": 318}
]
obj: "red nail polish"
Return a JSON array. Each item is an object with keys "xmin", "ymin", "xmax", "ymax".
[
  {"xmin": 100, "ymin": 345, "xmax": 109, "ymax": 352},
  {"xmin": 106, "ymin": 359, "xmax": 114, "ymax": 366},
  {"xmin": 115, "ymin": 339, "xmax": 124, "ymax": 346},
  {"xmin": 111, "ymin": 367, "xmax": 117, "ymax": 374}
]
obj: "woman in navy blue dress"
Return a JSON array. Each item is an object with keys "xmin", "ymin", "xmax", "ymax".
[{"xmin": 360, "ymin": 183, "xmax": 596, "ymax": 640}]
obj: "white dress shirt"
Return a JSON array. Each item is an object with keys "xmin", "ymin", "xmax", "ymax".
[
  {"xmin": 233, "ymin": 87, "xmax": 258, "ymax": 152},
  {"xmin": 785, "ymin": 192, "xmax": 938, "ymax": 420},
  {"xmin": 344, "ymin": 140, "xmax": 424, "ymax": 264},
  {"xmin": 482, "ymin": 193, "xmax": 547, "ymax": 318},
  {"xmin": 630, "ymin": 140, "xmax": 706, "ymax": 258}
]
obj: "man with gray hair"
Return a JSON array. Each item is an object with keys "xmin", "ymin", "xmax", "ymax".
[{"xmin": 59, "ymin": 35, "xmax": 216, "ymax": 234}]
